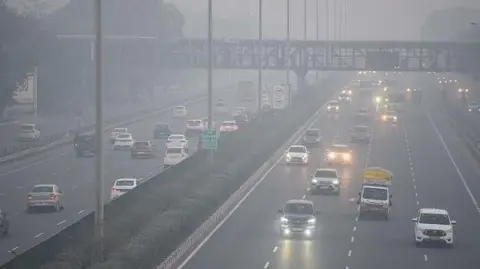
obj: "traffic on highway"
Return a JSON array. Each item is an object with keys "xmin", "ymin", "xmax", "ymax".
[{"xmin": 170, "ymin": 72, "xmax": 480, "ymax": 269}]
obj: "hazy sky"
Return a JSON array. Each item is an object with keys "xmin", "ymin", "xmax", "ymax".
[
  {"xmin": 6, "ymin": 0, "xmax": 480, "ymax": 40},
  {"xmin": 171, "ymin": 0, "xmax": 480, "ymax": 40}
]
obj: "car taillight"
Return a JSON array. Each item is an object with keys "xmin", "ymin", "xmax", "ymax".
[
  {"xmin": 112, "ymin": 188, "xmax": 117, "ymax": 192},
  {"xmin": 50, "ymin": 194, "xmax": 58, "ymax": 200}
]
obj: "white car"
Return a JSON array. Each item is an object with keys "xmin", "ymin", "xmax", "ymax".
[
  {"xmin": 163, "ymin": 146, "xmax": 188, "ymax": 167},
  {"xmin": 326, "ymin": 101, "xmax": 340, "ymax": 112},
  {"xmin": 113, "ymin": 133, "xmax": 134, "ymax": 150},
  {"xmin": 201, "ymin": 117, "xmax": 215, "ymax": 129},
  {"xmin": 232, "ymin": 107, "xmax": 247, "ymax": 117},
  {"xmin": 214, "ymin": 101, "xmax": 229, "ymax": 114},
  {"xmin": 310, "ymin": 168, "xmax": 340, "ymax": 194},
  {"xmin": 412, "ymin": 208, "xmax": 456, "ymax": 247},
  {"xmin": 17, "ymin": 124, "xmax": 40, "ymax": 142},
  {"xmin": 167, "ymin": 134, "xmax": 189, "ymax": 151},
  {"xmin": 468, "ymin": 102, "xmax": 480, "ymax": 113},
  {"xmin": 110, "ymin": 127, "xmax": 128, "ymax": 143},
  {"xmin": 185, "ymin": 119, "xmax": 204, "ymax": 136},
  {"xmin": 172, "ymin": 106, "xmax": 188, "ymax": 118},
  {"xmin": 284, "ymin": 145, "xmax": 309, "ymax": 165},
  {"xmin": 110, "ymin": 178, "xmax": 140, "ymax": 200},
  {"xmin": 219, "ymin": 120, "xmax": 238, "ymax": 133}
]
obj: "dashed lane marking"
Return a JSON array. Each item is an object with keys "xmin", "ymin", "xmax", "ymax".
[
  {"xmin": 353, "ymin": 226, "xmax": 356, "ymax": 232},
  {"xmin": 8, "ymin": 246, "xmax": 19, "ymax": 253},
  {"xmin": 56, "ymin": 220, "xmax": 67, "ymax": 226},
  {"xmin": 264, "ymin": 261, "xmax": 270, "ymax": 269},
  {"xmin": 302, "ymin": 195, "xmax": 306, "ymax": 199},
  {"xmin": 272, "ymin": 246, "xmax": 278, "ymax": 252},
  {"xmin": 351, "ymin": 236, "xmax": 355, "ymax": 243},
  {"xmin": 348, "ymin": 250, "xmax": 352, "ymax": 257},
  {"xmin": 34, "ymin": 232, "xmax": 44, "ymax": 239},
  {"xmin": 424, "ymin": 254, "xmax": 428, "ymax": 262},
  {"xmin": 76, "ymin": 209, "xmax": 85, "ymax": 215}
]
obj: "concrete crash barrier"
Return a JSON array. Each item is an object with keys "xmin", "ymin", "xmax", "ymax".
[
  {"xmin": 0, "ymin": 93, "xmax": 208, "ymax": 165},
  {"xmin": 5, "ymin": 74, "xmax": 348, "ymax": 269}
]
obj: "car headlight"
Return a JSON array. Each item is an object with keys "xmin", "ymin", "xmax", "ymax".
[
  {"xmin": 285, "ymin": 154, "xmax": 291, "ymax": 161},
  {"xmin": 394, "ymin": 116, "xmax": 397, "ymax": 121},
  {"xmin": 469, "ymin": 109, "xmax": 472, "ymax": 112},
  {"xmin": 382, "ymin": 115, "xmax": 388, "ymax": 120},
  {"xmin": 308, "ymin": 218, "xmax": 316, "ymax": 224},
  {"xmin": 458, "ymin": 89, "xmax": 463, "ymax": 92},
  {"xmin": 312, "ymin": 179, "xmax": 318, "ymax": 184},
  {"xmin": 445, "ymin": 228, "xmax": 453, "ymax": 233},
  {"xmin": 280, "ymin": 217, "xmax": 288, "ymax": 223},
  {"xmin": 384, "ymin": 87, "xmax": 388, "ymax": 91},
  {"xmin": 327, "ymin": 106, "xmax": 331, "ymax": 110},
  {"xmin": 343, "ymin": 153, "xmax": 351, "ymax": 160},
  {"xmin": 465, "ymin": 89, "xmax": 469, "ymax": 92},
  {"xmin": 332, "ymin": 179, "xmax": 339, "ymax": 185},
  {"xmin": 302, "ymin": 155, "xmax": 308, "ymax": 160},
  {"xmin": 407, "ymin": 88, "xmax": 411, "ymax": 92},
  {"xmin": 328, "ymin": 152, "xmax": 336, "ymax": 159},
  {"xmin": 348, "ymin": 90, "xmax": 352, "ymax": 94}
]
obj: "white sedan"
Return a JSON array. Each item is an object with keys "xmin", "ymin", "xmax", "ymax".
[
  {"xmin": 110, "ymin": 178, "xmax": 141, "ymax": 200},
  {"xmin": 113, "ymin": 133, "xmax": 134, "ymax": 150},
  {"xmin": 172, "ymin": 106, "xmax": 188, "ymax": 118}
]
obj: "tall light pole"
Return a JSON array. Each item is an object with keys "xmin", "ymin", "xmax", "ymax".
[
  {"xmin": 94, "ymin": 0, "xmax": 104, "ymax": 250},
  {"xmin": 344, "ymin": 0, "xmax": 347, "ymax": 40},
  {"xmin": 325, "ymin": 0, "xmax": 329, "ymax": 69},
  {"xmin": 333, "ymin": 0, "xmax": 336, "ymax": 40},
  {"xmin": 258, "ymin": 0, "xmax": 263, "ymax": 112},
  {"xmin": 207, "ymin": 0, "xmax": 213, "ymax": 131},
  {"xmin": 304, "ymin": 0, "xmax": 307, "ymax": 40},
  {"xmin": 286, "ymin": 0, "xmax": 291, "ymax": 107},
  {"xmin": 316, "ymin": 0, "xmax": 319, "ymax": 81}
]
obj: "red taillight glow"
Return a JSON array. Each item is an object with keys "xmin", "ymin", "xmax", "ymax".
[
  {"xmin": 50, "ymin": 194, "xmax": 58, "ymax": 200},
  {"xmin": 112, "ymin": 188, "xmax": 117, "ymax": 192}
]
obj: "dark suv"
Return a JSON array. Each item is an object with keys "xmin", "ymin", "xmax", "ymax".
[
  {"xmin": 74, "ymin": 134, "xmax": 95, "ymax": 157},
  {"xmin": 153, "ymin": 123, "xmax": 172, "ymax": 139}
]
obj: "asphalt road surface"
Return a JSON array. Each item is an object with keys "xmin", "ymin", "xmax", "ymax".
[
  {"xmin": 0, "ymin": 83, "xmax": 259, "ymax": 264},
  {"xmin": 177, "ymin": 78, "xmax": 480, "ymax": 269}
]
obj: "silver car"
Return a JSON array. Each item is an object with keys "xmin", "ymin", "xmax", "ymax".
[{"xmin": 27, "ymin": 184, "xmax": 64, "ymax": 212}]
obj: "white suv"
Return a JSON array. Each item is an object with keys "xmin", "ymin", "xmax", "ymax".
[
  {"xmin": 310, "ymin": 168, "xmax": 340, "ymax": 194},
  {"xmin": 412, "ymin": 208, "xmax": 456, "ymax": 247},
  {"xmin": 284, "ymin": 145, "xmax": 309, "ymax": 165}
]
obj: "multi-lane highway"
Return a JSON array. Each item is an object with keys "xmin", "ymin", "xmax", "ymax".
[
  {"xmin": 176, "ymin": 76, "xmax": 480, "ymax": 269},
  {"xmin": 0, "ymin": 75, "xmax": 264, "ymax": 264}
]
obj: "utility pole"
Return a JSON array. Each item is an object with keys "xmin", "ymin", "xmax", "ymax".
[
  {"xmin": 286, "ymin": 0, "xmax": 291, "ymax": 107},
  {"xmin": 207, "ymin": 0, "xmax": 214, "ymax": 163},
  {"xmin": 344, "ymin": 0, "xmax": 347, "ymax": 40},
  {"xmin": 94, "ymin": 0, "xmax": 104, "ymax": 260},
  {"xmin": 325, "ymin": 0, "xmax": 329, "ymax": 69},
  {"xmin": 316, "ymin": 0, "xmax": 319, "ymax": 82},
  {"xmin": 258, "ymin": 0, "xmax": 263, "ymax": 112}
]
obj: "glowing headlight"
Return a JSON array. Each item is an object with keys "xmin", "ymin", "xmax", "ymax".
[
  {"xmin": 458, "ymin": 88, "xmax": 463, "ymax": 93},
  {"xmin": 465, "ymin": 89, "xmax": 469, "ymax": 92},
  {"xmin": 375, "ymin": 96, "xmax": 381, "ymax": 103},
  {"xmin": 393, "ymin": 116, "xmax": 397, "ymax": 121},
  {"xmin": 328, "ymin": 152, "xmax": 336, "ymax": 159},
  {"xmin": 332, "ymin": 179, "xmax": 339, "ymax": 185},
  {"xmin": 348, "ymin": 90, "xmax": 352, "ymax": 95},
  {"xmin": 280, "ymin": 217, "xmax": 288, "ymax": 223},
  {"xmin": 308, "ymin": 218, "xmax": 316, "ymax": 224},
  {"xmin": 285, "ymin": 154, "xmax": 292, "ymax": 161},
  {"xmin": 384, "ymin": 87, "xmax": 388, "ymax": 91},
  {"xmin": 327, "ymin": 106, "xmax": 331, "ymax": 110},
  {"xmin": 343, "ymin": 153, "xmax": 351, "ymax": 160},
  {"xmin": 312, "ymin": 179, "xmax": 318, "ymax": 184},
  {"xmin": 382, "ymin": 115, "xmax": 388, "ymax": 121},
  {"xmin": 283, "ymin": 228, "xmax": 291, "ymax": 235},
  {"xmin": 304, "ymin": 229, "xmax": 312, "ymax": 236},
  {"xmin": 406, "ymin": 88, "xmax": 411, "ymax": 92},
  {"xmin": 469, "ymin": 109, "xmax": 472, "ymax": 112},
  {"xmin": 342, "ymin": 90, "xmax": 346, "ymax": 94}
]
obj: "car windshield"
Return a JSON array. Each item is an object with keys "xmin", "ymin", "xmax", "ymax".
[
  {"xmin": 285, "ymin": 203, "xmax": 314, "ymax": 215},
  {"xmin": 133, "ymin": 142, "xmax": 150, "ymax": 148},
  {"xmin": 305, "ymin": 130, "xmax": 319, "ymax": 136},
  {"xmin": 354, "ymin": 126, "xmax": 368, "ymax": 133},
  {"xmin": 166, "ymin": 148, "xmax": 182, "ymax": 154},
  {"xmin": 174, "ymin": 106, "xmax": 185, "ymax": 111},
  {"xmin": 31, "ymin": 186, "xmax": 54, "ymax": 193},
  {"xmin": 329, "ymin": 102, "xmax": 339, "ymax": 106},
  {"xmin": 315, "ymin": 170, "xmax": 337, "ymax": 178},
  {"xmin": 187, "ymin": 120, "xmax": 201, "ymax": 126},
  {"xmin": 419, "ymin": 213, "xmax": 450, "ymax": 225},
  {"xmin": 331, "ymin": 145, "xmax": 349, "ymax": 152},
  {"xmin": 117, "ymin": 134, "xmax": 131, "ymax": 139},
  {"xmin": 169, "ymin": 135, "xmax": 184, "ymax": 140},
  {"xmin": 362, "ymin": 188, "xmax": 388, "ymax": 200},
  {"xmin": 113, "ymin": 128, "xmax": 127, "ymax": 133},
  {"xmin": 115, "ymin": 180, "xmax": 135, "ymax": 187},
  {"xmin": 289, "ymin": 146, "xmax": 306, "ymax": 153},
  {"xmin": 21, "ymin": 125, "xmax": 34, "ymax": 131}
]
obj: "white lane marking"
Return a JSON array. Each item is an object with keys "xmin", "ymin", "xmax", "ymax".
[
  {"xmin": 71, "ymin": 186, "xmax": 77, "ymax": 189},
  {"xmin": 413, "ymin": 178, "xmax": 416, "ymax": 182},
  {"xmin": 426, "ymin": 111, "xmax": 480, "ymax": 214},
  {"xmin": 348, "ymin": 250, "xmax": 352, "ymax": 257},
  {"xmin": 350, "ymin": 236, "xmax": 354, "ymax": 243},
  {"xmin": 346, "ymin": 267, "xmax": 349, "ymax": 269},
  {"xmin": 415, "ymin": 192, "xmax": 418, "ymax": 197},
  {"xmin": 56, "ymin": 220, "xmax": 67, "ymax": 226},
  {"xmin": 302, "ymin": 195, "xmax": 306, "ymax": 199},
  {"xmin": 272, "ymin": 246, "xmax": 278, "ymax": 252},
  {"xmin": 424, "ymin": 254, "xmax": 428, "ymax": 262},
  {"xmin": 264, "ymin": 261, "xmax": 270, "ymax": 268},
  {"xmin": 413, "ymin": 185, "xmax": 417, "ymax": 190},
  {"xmin": 8, "ymin": 246, "xmax": 19, "ymax": 253},
  {"xmin": 355, "ymin": 216, "xmax": 358, "ymax": 222},
  {"xmin": 416, "ymin": 201, "xmax": 420, "ymax": 206},
  {"xmin": 34, "ymin": 232, "xmax": 44, "ymax": 239},
  {"xmin": 353, "ymin": 226, "xmax": 356, "ymax": 232},
  {"xmin": 77, "ymin": 209, "xmax": 85, "ymax": 215}
]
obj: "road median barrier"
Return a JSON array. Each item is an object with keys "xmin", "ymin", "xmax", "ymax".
[{"xmin": 4, "ymin": 73, "xmax": 348, "ymax": 269}]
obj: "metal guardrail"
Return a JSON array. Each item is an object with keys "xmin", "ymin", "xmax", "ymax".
[
  {"xmin": 156, "ymin": 90, "xmax": 332, "ymax": 269},
  {"xmin": 0, "ymin": 94, "xmax": 208, "ymax": 164}
]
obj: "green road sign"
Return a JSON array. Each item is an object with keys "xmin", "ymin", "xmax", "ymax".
[{"xmin": 202, "ymin": 129, "xmax": 218, "ymax": 150}]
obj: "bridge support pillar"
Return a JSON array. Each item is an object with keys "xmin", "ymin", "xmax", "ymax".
[{"xmin": 294, "ymin": 68, "xmax": 309, "ymax": 91}]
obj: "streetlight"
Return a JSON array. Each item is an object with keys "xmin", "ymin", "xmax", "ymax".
[
  {"xmin": 94, "ymin": 0, "xmax": 104, "ymax": 249},
  {"xmin": 258, "ymin": 0, "xmax": 263, "ymax": 112},
  {"xmin": 286, "ymin": 0, "xmax": 291, "ymax": 107},
  {"xmin": 316, "ymin": 0, "xmax": 319, "ymax": 82},
  {"xmin": 207, "ymin": 0, "xmax": 213, "ymax": 130}
]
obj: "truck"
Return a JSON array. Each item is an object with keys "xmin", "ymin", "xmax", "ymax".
[
  {"xmin": 357, "ymin": 167, "xmax": 393, "ymax": 220},
  {"xmin": 386, "ymin": 89, "xmax": 406, "ymax": 112},
  {"xmin": 236, "ymin": 81, "xmax": 256, "ymax": 102}
]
